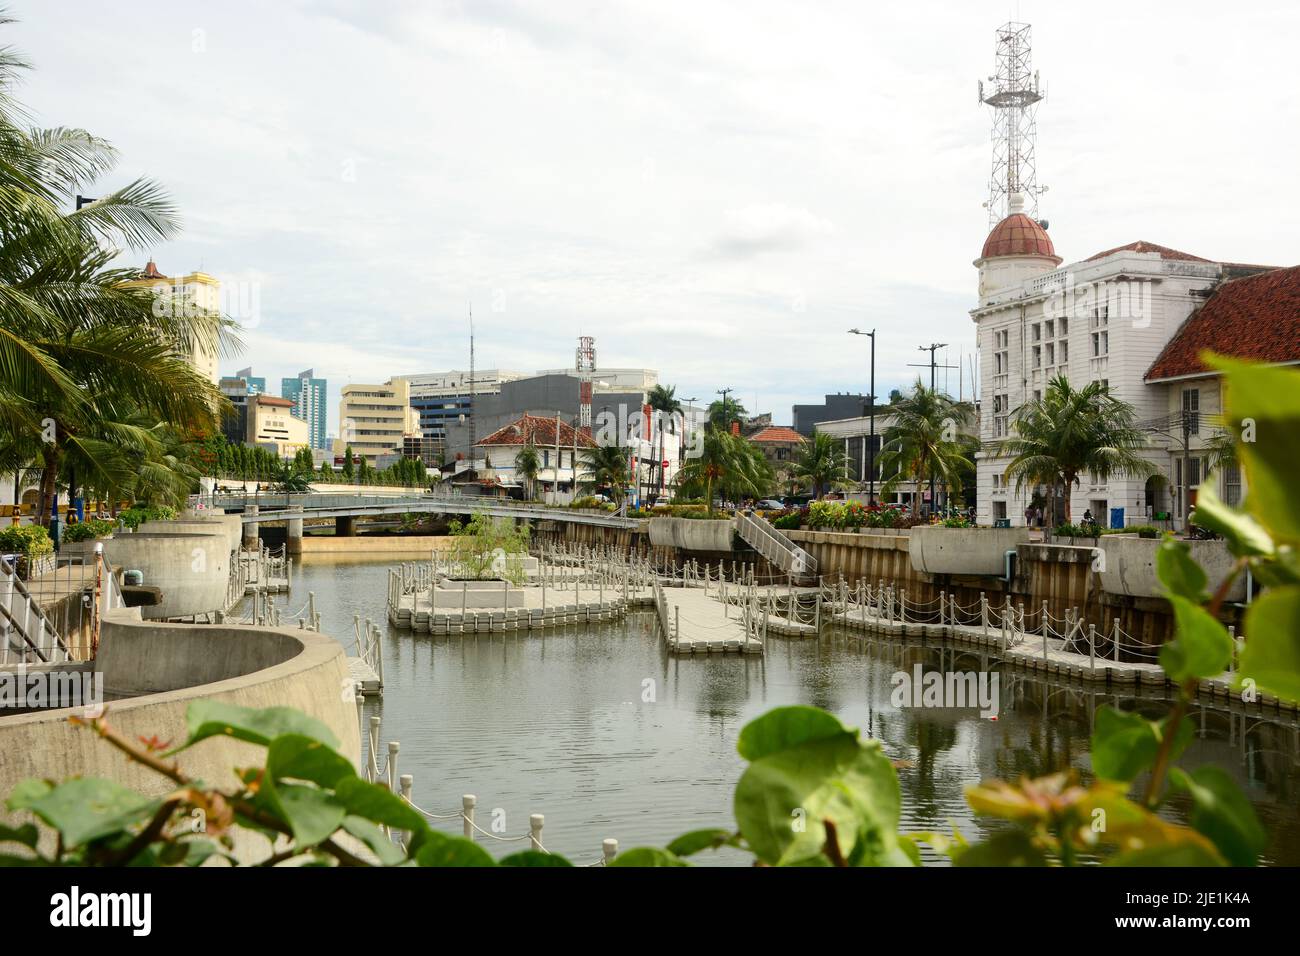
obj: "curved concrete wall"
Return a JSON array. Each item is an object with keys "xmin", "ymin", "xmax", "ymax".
[
  {"xmin": 0, "ymin": 611, "xmax": 358, "ymax": 859},
  {"xmin": 1097, "ymin": 536, "xmax": 1247, "ymax": 601},
  {"xmin": 148, "ymin": 514, "xmax": 243, "ymax": 554},
  {"xmin": 909, "ymin": 526, "xmax": 1031, "ymax": 576},
  {"xmin": 648, "ymin": 516, "xmax": 735, "ymax": 552},
  {"xmin": 103, "ymin": 532, "xmax": 230, "ymax": 619}
]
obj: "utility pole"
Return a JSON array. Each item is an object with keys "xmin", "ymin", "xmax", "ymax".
[
  {"xmin": 848, "ymin": 329, "xmax": 877, "ymax": 504},
  {"xmin": 908, "ymin": 343, "xmax": 958, "ymax": 516},
  {"xmin": 716, "ymin": 388, "xmax": 733, "ymax": 431}
]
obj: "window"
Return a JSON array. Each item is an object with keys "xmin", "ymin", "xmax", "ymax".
[
  {"xmin": 1060, "ymin": 340, "xmax": 1069, "ymax": 363},
  {"xmin": 1060, "ymin": 317, "xmax": 1068, "ymax": 336},
  {"xmin": 1223, "ymin": 464, "xmax": 1242, "ymax": 507},
  {"xmin": 1033, "ymin": 389, "xmax": 1041, "ymax": 403},
  {"xmin": 1044, "ymin": 320, "xmax": 1054, "ymax": 338},
  {"xmin": 1032, "ymin": 345, "xmax": 1042, "ymax": 368},
  {"xmin": 1031, "ymin": 323, "xmax": 1041, "ymax": 342},
  {"xmin": 1182, "ymin": 388, "xmax": 1200, "ymax": 435},
  {"xmin": 1045, "ymin": 343, "xmax": 1055, "ymax": 366},
  {"xmin": 1091, "ymin": 305, "xmax": 1109, "ymax": 328},
  {"xmin": 1092, "ymin": 330, "xmax": 1108, "ymax": 356}
]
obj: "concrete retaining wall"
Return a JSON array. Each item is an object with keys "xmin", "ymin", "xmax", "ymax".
[
  {"xmin": 1097, "ymin": 536, "xmax": 1246, "ymax": 601},
  {"xmin": 648, "ymin": 517, "xmax": 735, "ymax": 552},
  {"xmin": 102, "ymin": 532, "xmax": 230, "ymax": 620},
  {"xmin": 0, "ymin": 611, "xmax": 359, "ymax": 859},
  {"xmin": 909, "ymin": 526, "xmax": 1031, "ymax": 575},
  {"xmin": 299, "ymin": 535, "xmax": 459, "ymax": 554}
]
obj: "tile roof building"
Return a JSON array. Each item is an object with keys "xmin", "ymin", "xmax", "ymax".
[{"xmin": 971, "ymin": 191, "xmax": 1293, "ymax": 530}]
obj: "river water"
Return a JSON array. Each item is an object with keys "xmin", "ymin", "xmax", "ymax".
[{"xmin": 263, "ymin": 554, "xmax": 1300, "ymax": 866}]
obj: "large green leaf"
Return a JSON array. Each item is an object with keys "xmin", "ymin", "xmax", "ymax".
[
  {"xmin": 665, "ymin": 828, "xmax": 739, "ymax": 857},
  {"xmin": 1107, "ymin": 844, "xmax": 1225, "ymax": 867},
  {"xmin": 1155, "ymin": 538, "xmax": 1208, "ymax": 603},
  {"xmin": 1238, "ymin": 587, "xmax": 1300, "ymax": 702},
  {"xmin": 0, "ymin": 823, "xmax": 38, "ymax": 849},
  {"xmin": 954, "ymin": 830, "xmax": 1046, "ymax": 867},
  {"xmin": 608, "ymin": 847, "xmax": 689, "ymax": 867},
  {"xmin": 736, "ymin": 705, "xmax": 850, "ymax": 762},
  {"xmin": 734, "ymin": 732, "xmax": 911, "ymax": 867},
  {"xmin": 334, "ymin": 776, "xmax": 429, "ymax": 834},
  {"xmin": 499, "ymin": 850, "xmax": 573, "ymax": 867},
  {"xmin": 1159, "ymin": 596, "xmax": 1233, "ymax": 683},
  {"xmin": 1169, "ymin": 767, "xmax": 1266, "ymax": 867},
  {"xmin": 1188, "ymin": 482, "xmax": 1273, "ymax": 558},
  {"xmin": 1209, "ymin": 356, "xmax": 1300, "ymax": 544},
  {"xmin": 5, "ymin": 779, "xmax": 52, "ymax": 811},
  {"xmin": 1089, "ymin": 707, "xmax": 1189, "ymax": 783},
  {"xmin": 267, "ymin": 782, "xmax": 346, "ymax": 848},
  {"xmin": 266, "ymin": 734, "xmax": 356, "ymax": 789},
  {"xmin": 413, "ymin": 831, "xmax": 495, "ymax": 867},
  {"xmin": 340, "ymin": 816, "xmax": 406, "ymax": 866},
  {"xmin": 24, "ymin": 778, "xmax": 160, "ymax": 848},
  {"xmin": 169, "ymin": 701, "xmax": 340, "ymax": 754}
]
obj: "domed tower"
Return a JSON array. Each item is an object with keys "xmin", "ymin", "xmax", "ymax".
[{"xmin": 973, "ymin": 192, "xmax": 1061, "ymax": 303}]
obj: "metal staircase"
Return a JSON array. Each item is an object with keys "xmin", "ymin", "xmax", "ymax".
[{"xmin": 735, "ymin": 511, "xmax": 818, "ymax": 581}]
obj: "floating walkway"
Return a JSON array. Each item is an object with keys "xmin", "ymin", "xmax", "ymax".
[{"xmin": 654, "ymin": 582, "xmax": 763, "ymax": 655}]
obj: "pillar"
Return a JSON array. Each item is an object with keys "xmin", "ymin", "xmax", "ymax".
[
  {"xmin": 336, "ymin": 514, "xmax": 356, "ymax": 537},
  {"xmin": 287, "ymin": 505, "xmax": 304, "ymax": 556},
  {"xmin": 243, "ymin": 503, "xmax": 260, "ymax": 549}
]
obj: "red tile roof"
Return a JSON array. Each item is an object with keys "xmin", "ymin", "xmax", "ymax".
[
  {"xmin": 1145, "ymin": 265, "xmax": 1300, "ymax": 381},
  {"xmin": 749, "ymin": 426, "xmax": 805, "ymax": 444},
  {"xmin": 980, "ymin": 213, "xmax": 1060, "ymax": 261},
  {"xmin": 141, "ymin": 258, "xmax": 168, "ymax": 279},
  {"xmin": 1086, "ymin": 240, "xmax": 1209, "ymax": 263},
  {"xmin": 477, "ymin": 414, "xmax": 596, "ymax": 448}
]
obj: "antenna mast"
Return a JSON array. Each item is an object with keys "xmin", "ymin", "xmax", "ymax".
[
  {"xmin": 978, "ymin": 22, "xmax": 1046, "ymax": 226},
  {"xmin": 576, "ymin": 335, "xmax": 595, "ymax": 432},
  {"xmin": 468, "ymin": 304, "xmax": 476, "ymax": 457}
]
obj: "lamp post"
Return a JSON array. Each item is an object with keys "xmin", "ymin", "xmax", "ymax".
[
  {"xmin": 716, "ymin": 387, "xmax": 732, "ymax": 431},
  {"xmin": 848, "ymin": 329, "xmax": 877, "ymax": 505}
]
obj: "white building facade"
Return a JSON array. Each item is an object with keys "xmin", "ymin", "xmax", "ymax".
[{"xmin": 972, "ymin": 194, "xmax": 1247, "ymax": 530}]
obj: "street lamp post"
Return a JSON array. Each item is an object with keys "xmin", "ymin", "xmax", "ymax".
[{"xmin": 848, "ymin": 329, "xmax": 877, "ymax": 505}]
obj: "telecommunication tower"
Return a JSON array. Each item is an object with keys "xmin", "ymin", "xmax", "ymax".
[
  {"xmin": 978, "ymin": 22, "xmax": 1046, "ymax": 226},
  {"xmin": 576, "ymin": 335, "xmax": 596, "ymax": 431}
]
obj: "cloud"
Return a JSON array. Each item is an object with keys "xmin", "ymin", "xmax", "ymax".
[{"xmin": 707, "ymin": 203, "xmax": 836, "ymax": 259}]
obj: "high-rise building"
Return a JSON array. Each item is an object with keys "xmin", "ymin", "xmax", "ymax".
[
  {"xmin": 232, "ymin": 367, "xmax": 266, "ymax": 395},
  {"xmin": 281, "ymin": 368, "xmax": 328, "ymax": 450},
  {"xmin": 120, "ymin": 260, "xmax": 222, "ymax": 385},
  {"xmin": 390, "ymin": 369, "xmax": 528, "ymax": 450},
  {"xmin": 336, "ymin": 379, "xmax": 421, "ymax": 464}
]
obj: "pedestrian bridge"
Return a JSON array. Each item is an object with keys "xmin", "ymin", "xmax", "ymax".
[{"xmin": 204, "ymin": 492, "xmax": 642, "ymax": 531}]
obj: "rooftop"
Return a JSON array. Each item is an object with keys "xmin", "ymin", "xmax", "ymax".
[
  {"xmin": 1145, "ymin": 265, "xmax": 1300, "ymax": 381},
  {"xmin": 749, "ymin": 426, "xmax": 805, "ymax": 444},
  {"xmin": 477, "ymin": 414, "xmax": 597, "ymax": 448},
  {"xmin": 1085, "ymin": 240, "xmax": 1210, "ymax": 263}
]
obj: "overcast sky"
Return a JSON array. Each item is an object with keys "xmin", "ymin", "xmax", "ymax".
[{"xmin": 12, "ymin": 1, "xmax": 1299, "ymax": 436}]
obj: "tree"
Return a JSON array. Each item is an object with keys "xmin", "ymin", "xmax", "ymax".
[
  {"xmin": 647, "ymin": 384, "xmax": 682, "ymax": 498},
  {"xmin": 341, "ymin": 446, "xmax": 354, "ymax": 481},
  {"xmin": 790, "ymin": 432, "xmax": 848, "ymax": 500},
  {"xmin": 514, "ymin": 443, "xmax": 541, "ymax": 500},
  {"xmin": 578, "ymin": 444, "xmax": 631, "ymax": 506},
  {"xmin": 675, "ymin": 428, "xmax": 770, "ymax": 516},
  {"xmin": 708, "ymin": 395, "xmax": 747, "ymax": 432},
  {"xmin": 999, "ymin": 375, "xmax": 1154, "ymax": 526},
  {"xmin": 877, "ymin": 380, "xmax": 975, "ymax": 516}
]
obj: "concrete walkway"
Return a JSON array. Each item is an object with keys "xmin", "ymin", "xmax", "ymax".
[{"xmin": 661, "ymin": 586, "xmax": 762, "ymax": 655}]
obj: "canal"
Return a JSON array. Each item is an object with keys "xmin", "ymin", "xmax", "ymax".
[{"xmin": 263, "ymin": 554, "xmax": 1300, "ymax": 866}]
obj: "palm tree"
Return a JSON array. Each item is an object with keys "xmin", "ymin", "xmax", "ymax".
[
  {"xmin": 578, "ymin": 444, "xmax": 632, "ymax": 506},
  {"xmin": 998, "ymin": 375, "xmax": 1154, "ymax": 526},
  {"xmin": 675, "ymin": 428, "xmax": 769, "ymax": 516},
  {"xmin": 0, "ymin": 28, "xmax": 234, "ymax": 525},
  {"xmin": 708, "ymin": 395, "xmax": 747, "ymax": 432},
  {"xmin": 790, "ymin": 432, "xmax": 849, "ymax": 499},
  {"xmin": 647, "ymin": 384, "xmax": 682, "ymax": 499},
  {"xmin": 877, "ymin": 380, "xmax": 975, "ymax": 516},
  {"xmin": 514, "ymin": 443, "xmax": 541, "ymax": 500}
]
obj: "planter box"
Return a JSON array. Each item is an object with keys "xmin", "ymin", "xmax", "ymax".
[
  {"xmin": 909, "ymin": 526, "xmax": 1030, "ymax": 575},
  {"xmin": 433, "ymin": 579, "xmax": 525, "ymax": 608},
  {"xmin": 648, "ymin": 516, "xmax": 735, "ymax": 552}
]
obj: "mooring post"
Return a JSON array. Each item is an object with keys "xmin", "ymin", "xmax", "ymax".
[
  {"xmin": 1089, "ymin": 624, "xmax": 1097, "ymax": 676},
  {"xmin": 603, "ymin": 838, "xmax": 619, "ymax": 866},
  {"xmin": 463, "ymin": 795, "xmax": 476, "ymax": 840},
  {"xmin": 387, "ymin": 741, "xmax": 400, "ymax": 792},
  {"xmin": 674, "ymin": 606, "xmax": 680, "ymax": 643},
  {"xmin": 368, "ymin": 715, "xmax": 381, "ymax": 780},
  {"xmin": 530, "ymin": 814, "xmax": 545, "ymax": 852}
]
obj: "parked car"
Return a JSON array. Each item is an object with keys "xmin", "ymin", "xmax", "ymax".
[{"xmin": 756, "ymin": 499, "xmax": 785, "ymax": 510}]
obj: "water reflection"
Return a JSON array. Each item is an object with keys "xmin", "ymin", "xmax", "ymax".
[{"xmin": 260, "ymin": 558, "xmax": 1300, "ymax": 866}]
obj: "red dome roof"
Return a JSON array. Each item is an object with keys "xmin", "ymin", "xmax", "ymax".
[{"xmin": 980, "ymin": 213, "xmax": 1059, "ymax": 261}]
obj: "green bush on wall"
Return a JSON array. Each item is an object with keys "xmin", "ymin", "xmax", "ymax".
[
  {"xmin": 0, "ymin": 524, "xmax": 53, "ymax": 555},
  {"xmin": 61, "ymin": 519, "xmax": 117, "ymax": 543}
]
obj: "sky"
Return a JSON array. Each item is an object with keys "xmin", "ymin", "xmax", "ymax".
[{"xmin": 10, "ymin": 1, "xmax": 1300, "ymax": 437}]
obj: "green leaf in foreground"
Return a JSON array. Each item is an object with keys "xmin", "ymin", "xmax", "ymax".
[
  {"xmin": 1091, "ymin": 706, "xmax": 1193, "ymax": 783},
  {"xmin": 608, "ymin": 847, "xmax": 689, "ymax": 867},
  {"xmin": 24, "ymin": 779, "xmax": 160, "ymax": 848},
  {"xmin": 1238, "ymin": 587, "xmax": 1300, "ymax": 702},
  {"xmin": 1155, "ymin": 538, "xmax": 1208, "ymax": 603},
  {"xmin": 413, "ymin": 831, "xmax": 495, "ymax": 867},
  {"xmin": 1159, "ymin": 596, "xmax": 1233, "ymax": 683},
  {"xmin": 169, "ymin": 701, "xmax": 340, "ymax": 755},
  {"xmin": 954, "ymin": 830, "xmax": 1046, "ymax": 867},
  {"xmin": 665, "ymin": 828, "xmax": 739, "ymax": 857},
  {"xmin": 1169, "ymin": 766, "xmax": 1267, "ymax": 867},
  {"xmin": 499, "ymin": 850, "xmax": 572, "ymax": 867},
  {"xmin": 736, "ymin": 705, "xmax": 849, "ymax": 762}
]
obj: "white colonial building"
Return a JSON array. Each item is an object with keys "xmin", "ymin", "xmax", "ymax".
[{"xmin": 972, "ymin": 192, "xmax": 1293, "ymax": 529}]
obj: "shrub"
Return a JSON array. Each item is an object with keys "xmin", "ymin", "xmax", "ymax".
[
  {"xmin": 0, "ymin": 524, "xmax": 53, "ymax": 556},
  {"xmin": 118, "ymin": 505, "xmax": 177, "ymax": 531},
  {"xmin": 1053, "ymin": 522, "xmax": 1098, "ymax": 539},
  {"xmin": 61, "ymin": 518, "xmax": 117, "ymax": 543},
  {"xmin": 772, "ymin": 510, "xmax": 802, "ymax": 530}
]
